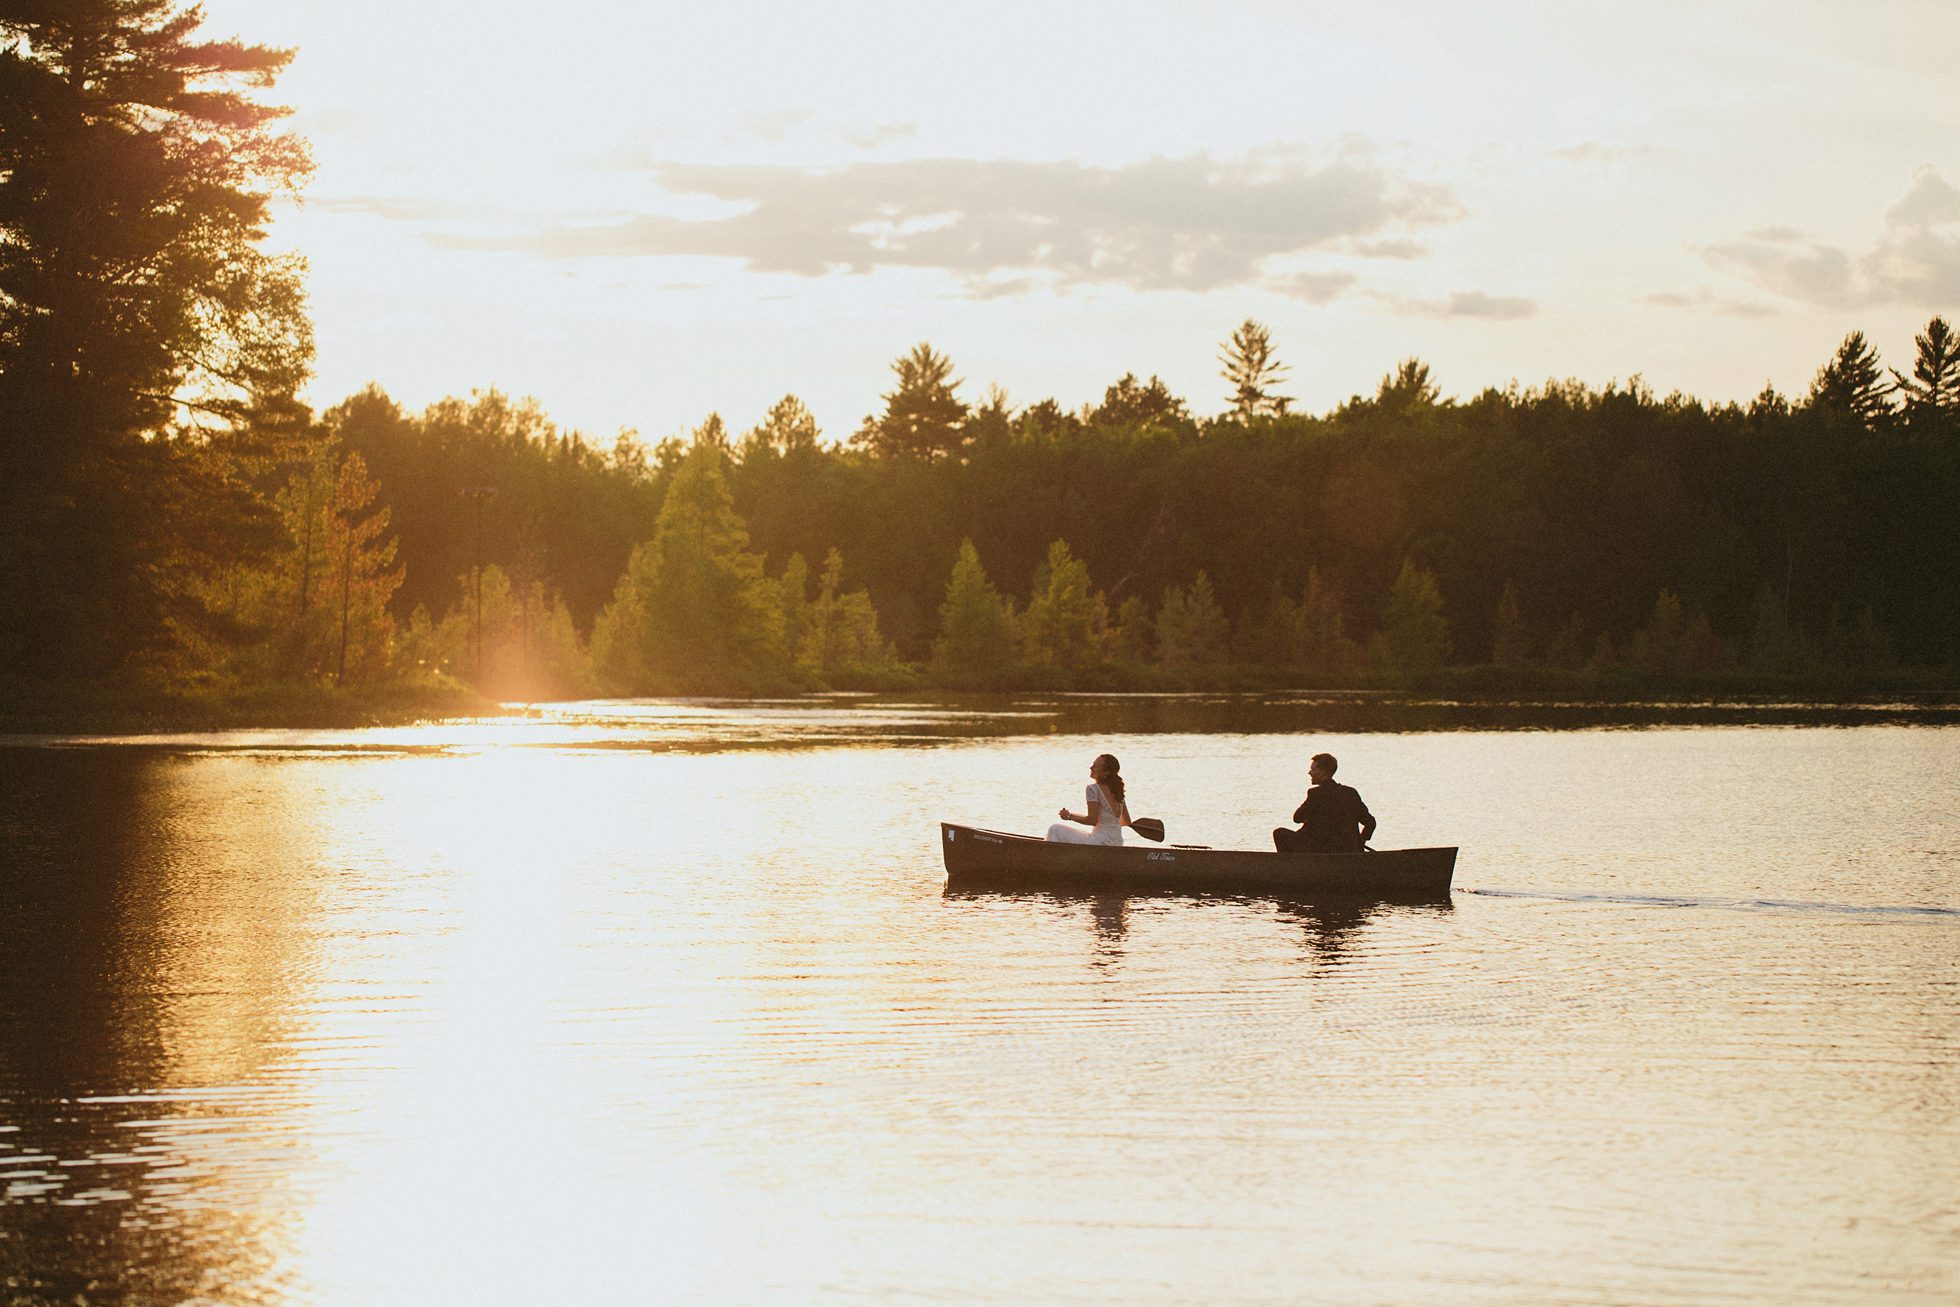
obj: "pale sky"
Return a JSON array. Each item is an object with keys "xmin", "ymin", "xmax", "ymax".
[{"xmin": 202, "ymin": 0, "xmax": 1960, "ymax": 442}]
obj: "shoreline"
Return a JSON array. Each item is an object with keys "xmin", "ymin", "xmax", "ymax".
[{"xmin": 3, "ymin": 670, "xmax": 1958, "ymax": 737}]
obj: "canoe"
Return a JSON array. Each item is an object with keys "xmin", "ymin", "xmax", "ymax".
[{"xmin": 941, "ymin": 822, "xmax": 1456, "ymax": 898}]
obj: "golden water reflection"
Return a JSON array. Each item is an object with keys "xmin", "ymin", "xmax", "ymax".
[{"xmin": 2, "ymin": 711, "xmax": 1957, "ymax": 1305}]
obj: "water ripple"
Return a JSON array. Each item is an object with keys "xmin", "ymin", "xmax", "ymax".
[{"xmin": 1458, "ymin": 886, "xmax": 1960, "ymax": 918}]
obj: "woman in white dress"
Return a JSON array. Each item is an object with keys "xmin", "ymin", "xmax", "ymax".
[{"xmin": 1046, "ymin": 753, "xmax": 1131, "ymax": 845}]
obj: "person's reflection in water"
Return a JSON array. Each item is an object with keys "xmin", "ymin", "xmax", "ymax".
[
  {"xmin": 1088, "ymin": 894, "xmax": 1129, "ymax": 966},
  {"xmin": 1274, "ymin": 894, "xmax": 1454, "ymax": 965}
]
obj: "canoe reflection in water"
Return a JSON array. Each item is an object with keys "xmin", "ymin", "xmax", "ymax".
[{"xmin": 941, "ymin": 882, "xmax": 1453, "ymax": 966}]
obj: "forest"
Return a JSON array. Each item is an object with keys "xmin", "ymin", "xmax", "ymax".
[{"xmin": 3, "ymin": 5, "xmax": 1957, "ymax": 718}]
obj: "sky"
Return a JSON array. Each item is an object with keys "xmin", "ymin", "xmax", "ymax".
[{"xmin": 201, "ymin": 0, "xmax": 1960, "ymax": 442}]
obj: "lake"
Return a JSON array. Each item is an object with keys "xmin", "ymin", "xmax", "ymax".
[{"xmin": 2, "ymin": 695, "xmax": 1957, "ymax": 1305}]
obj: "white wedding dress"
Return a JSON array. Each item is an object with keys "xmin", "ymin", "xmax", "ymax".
[{"xmin": 1046, "ymin": 782, "xmax": 1124, "ymax": 845}]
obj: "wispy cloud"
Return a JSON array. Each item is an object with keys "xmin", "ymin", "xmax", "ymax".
[
  {"xmin": 1703, "ymin": 168, "xmax": 1960, "ymax": 309},
  {"xmin": 1552, "ymin": 142, "xmax": 1656, "ymax": 164},
  {"xmin": 308, "ymin": 195, "xmax": 485, "ymax": 222},
  {"xmin": 841, "ymin": 121, "xmax": 919, "ymax": 150},
  {"xmin": 416, "ymin": 148, "xmax": 1464, "ymax": 296},
  {"xmin": 1643, "ymin": 289, "xmax": 1777, "ymax": 318},
  {"xmin": 1271, "ymin": 271, "xmax": 1359, "ymax": 304},
  {"xmin": 739, "ymin": 110, "xmax": 813, "ymax": 144},
  {"xmin": 1384, "ymin": 290, "xmax": 1537, "ymax": 320}
]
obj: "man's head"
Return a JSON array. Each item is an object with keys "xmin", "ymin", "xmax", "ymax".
[{"xmin": 1309, "ymin": 752, "xmax": 1338, "ymax": 783}]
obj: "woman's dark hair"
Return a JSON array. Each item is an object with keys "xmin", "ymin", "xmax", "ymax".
[{"xmin": 1094, "ymin": 753, "xmax": 1125, "ymax": 805}]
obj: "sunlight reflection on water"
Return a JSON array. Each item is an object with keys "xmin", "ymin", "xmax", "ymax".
[{"xmin": 1, "ymin": 700, "xmax": 1956, "ymax": 1305}]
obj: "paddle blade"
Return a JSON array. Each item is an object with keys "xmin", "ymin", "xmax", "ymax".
[{"xmin": 1131, "ymin": 817, "xmax": 1165, "ymax": 842}]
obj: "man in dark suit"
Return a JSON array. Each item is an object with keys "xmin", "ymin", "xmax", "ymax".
[{"xmin": 1273, "ymin": 752, "xmax": 1376, "ymax": 853}]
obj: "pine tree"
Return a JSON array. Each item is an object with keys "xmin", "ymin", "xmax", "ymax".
[
  {"xmin": 1372, "ymin": 561, "xmax": 1450, "ymax": 673},
  {"xmin": 324, "ymin": 451, "xmax": 404, "ymax": 685},
  {"xmin": 1020, "ymin": 540, "xmax": 1109, "ymax": 671},
  {"xmin": 743, "ymin": 394, "xmax": 821, "ymax": 459},
  {"xmin": 1218, "ymin": 320, "xmax": 1292, "ymax": 419},
  {"xmin": 798, "ymin": 549, "xmax": 897, "ymax": 682},
  {"xmin": 1156, "ymin": 572, "xmax": 1230, "ymax": 667},
  {"xmin": 1808, "ymin": 331, "xmax": 1893, "ymax": 431},
  {"xmin": 932, "ymin": 539, "xmax": 1018, "ymax": 678},
  {"xmin": 859, "ymin": 343, "xmax": 968, "ymax": 460},
  {"xmin": 1491, "ymin": 580, "xmax": 1532, "ymax": 667},
  {"xmin": 1892, "ymin": 316, "xmax": 1960, "ymax": 438},
  {"xmin": 1090, "ymin": 373, "xmax": 1190, "ymax": 431},
  {"xmin": 1376, "ymin": 358, "xmax": 1440, "ymax": 415},
  {"xmin": 1298, "ymin": 567, "xmax": 1357, "ymax": 673},
  {"xmin": 1109, "ymin": 596, "xmax": 1154, "ymax": 666},
  {"xmin": 591, "ymin": 438, "xmax": 785, "ymax": 693},
  {"xmin": 0, "ymin": 1, "xmax": 312, "ymax": 676}
]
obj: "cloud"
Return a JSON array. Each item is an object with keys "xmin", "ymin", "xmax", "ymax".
[
  {"xmin": 740, "ymin": 110, "xmax": 813, "ymax": 144},
  {"xmin": 1642, "ymin": 289, "xmax": 1777, "ymax": 319},
  {"xmin": 309, "ymin": 195, "xmax": 484, "ymax": 222},
  {"xmin": 841, "ymin": 121, "xmax": 919, "ymax": 150},
  {"xmin": 1552, "ymin": 142, "xmax": 1656, "ymax": 164},
  {"xmin": 1271, "ymin": 271, "xmax": 1359, "ymax": 303},
  {"xmin": 1387, "ymin": 290, "xmax": 1537, "ymax": 320},
  {"xmin": 1703, "ymin": 168, "xmax": 1960, "ymax": 308},
  {"xmin": 421, "ymin": 149, "xmax": 1463, "ymax": 296},
  {"xmin": 1346, "ymin": 238, "xmax": 1428, "ymax": 260}
]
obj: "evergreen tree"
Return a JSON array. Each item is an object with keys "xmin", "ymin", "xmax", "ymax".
[
  {"xmin": 1090, "ymin": 373, "xmax": 1191, "ymax": 431},
  {"xmin": 1235, "ymin": 584, "xmax": 1302, "ymax": 666},
  {"xmin": 1808, "ymin": 331, "xmax": 1893, "ymax": 430},
  {"xmin": 1372, "ymin": 560, "xmax": 1450, "ymax": 673},
  {"xmin": 1376, "ymin": 358, "xmax": 1440, "ymax": 415},
  {"xmin": 777, "ymin": 552, "xmax": 813, "ymax": 666},
  {"xmin": 1020, "ymin": 539, "xmax": 1109, "ymax": 671},
  {"xmin": 1545, "ymin": 612, "xmax": 1588, "ymax": 670},
  {"xmin": 931, "ymin": 539, "xmax": 1018, "ymax": 678},
  {"xmin": 323, "ymin": 451, "xmax": 404, "ymax": 685},
  {"xmin": 1218, "ymin": 319, "xmax": 1292, "ymax": 418},
  {"xmin": 743, "ymin": 393, "xmax": 821, "ymax": 459},
  {"xmin": 1298, "ymin": 568, "xmax": 1357, "ymax": 674},
  {"xmin": 1491, "ymin": 579, "xmax": 1531, "ymax": 667},
  {"xmin": 797, "ymin": 549, "xmax": 898, "ymax": 682},
  {"xmin": 0, "ymin": 1, "xmax": 313, "ymax": 676},
  {"xmin": 1747, "ymin": 584, "xmax": 1819, "ymax": 675},
  {"xmin": 1156, "ymin": 572, "xmax": 1230, "ymax": 667},
  {"xmin": 859, "ymin": 342, "xmax": 968, "ymax": 460},
  {"xmin": 1109, "ymin": 595, "xmax": 1153, "ymax": 666},
  {"xmin": 1627, "ymin": 589, "xmax": 1686, "ymax": 673},
  {"xmin": 412, "ymin": 564, "xmax": 590, "ymax": 698},
  {"xmin": 1892, "ymin": 316, "xmax": 1960, "ymax": 437},
  {"xmin": 590, "ymin": 438, "xmax": 784, "ymax": 693}
]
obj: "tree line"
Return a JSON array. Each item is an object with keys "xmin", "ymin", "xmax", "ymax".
[{"xmin": 3, "ymin": 5, "xmax": 1957, "ymax": 707}]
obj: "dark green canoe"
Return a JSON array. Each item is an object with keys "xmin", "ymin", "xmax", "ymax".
[{"xmin": 940, "ymin": 822, "xmax": 1456, "ymax": 898}]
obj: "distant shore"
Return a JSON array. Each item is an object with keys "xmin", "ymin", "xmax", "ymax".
[
  {"xmin": 0, "ymin": 678, "xmax": 503, "ymax": 736},
  {"xmin": 3, "ymin": 667, "xmax": 1957, "ymax": 737}
]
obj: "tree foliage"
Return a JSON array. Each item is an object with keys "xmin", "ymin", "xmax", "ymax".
[
  {"xmin": 932, "ymin": 538, "xmax": 1018, "ymax": 679},
  {"xmin": 591, "ymin": 435, "xmax": 784, "ymax": 694},
  {"xmin": 0, "ymin": 0, "xmax": 312, "ymax": 676},
  {"xmin": 1218, "ymin": 319, "xmax": 1291, "ymax": 418},
  {"xmin": 858, "ymin": 342, "xmax": 968, "ymax": 461}
]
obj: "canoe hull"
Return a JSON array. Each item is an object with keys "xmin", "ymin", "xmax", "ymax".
[{"xmin": 940, "ymin": 823, "xmax": 1456, "ymax": 899}]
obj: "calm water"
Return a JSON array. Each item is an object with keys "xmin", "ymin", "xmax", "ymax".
[{"xmin": 2, "ymin": 696, "xmax": 1957, "ymax": 1305}]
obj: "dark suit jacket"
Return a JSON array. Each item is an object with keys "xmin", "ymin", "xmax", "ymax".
[{"xmin": 1291, "ymin": 780, "xmax": 1376, "ymax": 852}]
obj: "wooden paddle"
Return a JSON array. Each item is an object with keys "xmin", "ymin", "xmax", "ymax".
[{"xmin": 1129, "ymin": 817, "xmax": 1165, "ymax": 842}]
